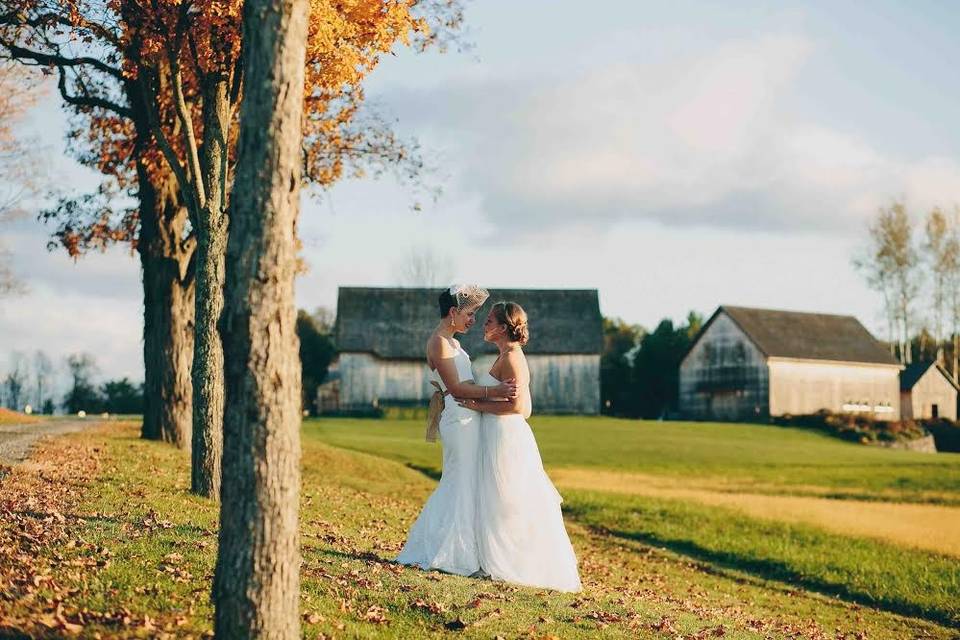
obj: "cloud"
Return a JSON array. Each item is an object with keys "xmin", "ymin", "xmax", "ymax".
[{"xmin": 380, "ymin": 33, "xmax": 960, "ymax": 235}]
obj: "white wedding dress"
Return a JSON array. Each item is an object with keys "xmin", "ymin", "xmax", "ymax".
[
  {"xmin": 475, "ymin": 371, "xmax": 582, "ymax": 592},
  {"xmin": 396, "ymin": 343, "xmax": 482, "ymax": 576}
]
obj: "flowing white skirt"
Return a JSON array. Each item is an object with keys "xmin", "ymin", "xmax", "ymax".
[
  {"xmin": 476, "ymin": 412, "xmax": 582, "ymax": 592},
  {"xmin": 396, "ymin": 398, "xmax": 481, "ymax": 576}
]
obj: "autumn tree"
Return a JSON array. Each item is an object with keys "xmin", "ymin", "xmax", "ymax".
[
  {"xmin": 1, "ymin": 0, "xmax": 463, "ymax": 499},
  {"xmin": 212, "ymin": 0, "xmax": 307, "ymax": 632},
  {"xmin": 923, "ymin": 207, "xmax": 959, "ymax": 364},
  {"xmin": 1, "ymin": 0, "xmax": 199, "ymax": 447},
  {"xmin": 0, "ymin": 62, "xmax": 44, "ymax": 297},
  {"xmin": 856, "ymin": 202, "xmax": 919, "ymax": 364}
]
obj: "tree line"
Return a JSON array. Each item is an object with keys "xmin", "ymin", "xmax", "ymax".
[
  {"xmin": 855, "ymin": 201, "xmax": 960, "ymax": 377},
  {"xmin": 1, "ymin": 308, "xmax": 335, "ymax": 417},
  {"xmin": 600, "ymin": 312, "xmax": 703, "ymax": 419}
]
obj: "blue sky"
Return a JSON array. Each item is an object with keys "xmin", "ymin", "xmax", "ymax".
[{"xmin": 3, "ymin": 0, "xmax": 960, "ymax": 385}]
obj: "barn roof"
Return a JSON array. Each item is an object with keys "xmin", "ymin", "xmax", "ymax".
[
  {"xmin": 335, "ymin": 287, "xmax": 603, "ymax": 359},
  {"xmin": 697, "ymin": 305, "xmax": 900, "ymax": 366},
  {"xmin": 900, "ymin": 361, "xmax": 960, "ymax": 391}
]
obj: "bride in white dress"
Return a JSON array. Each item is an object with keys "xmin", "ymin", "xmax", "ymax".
[
  {"xmin": 396, "ymin": 285, "xmax": 517, "ymax": 576},
  {"xmin": 459, "ymin": 301, "xmax": 582, "ymax": 592}
]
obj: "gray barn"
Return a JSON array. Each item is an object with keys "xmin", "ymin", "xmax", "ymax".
[
  {"xmin": 900, "ymin": 361, "xmax": 959, "ymax": 421},
  {"xmin": 679, "ymin": 306, "xmax": 902, "ymax": 421},
  {"xmin": 331, "ymin": 287, "xmax": 603, "ymax": 414}
]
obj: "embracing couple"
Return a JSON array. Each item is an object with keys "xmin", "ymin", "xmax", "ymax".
[{"xmin": 396, "ymin": 285, "xmax": 581, "ymax": 593}]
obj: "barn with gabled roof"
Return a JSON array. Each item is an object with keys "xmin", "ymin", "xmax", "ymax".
[
  {"xmin": 900, "ymin": 361, "xmax": 959, "ymax": 421},
  {"xmin": 679, "ymin": 305, "xmax": 903, "ymax": 421},
  {"xmin": 330, "ymin": 287, "xmax": 603, "ymax": 414}
]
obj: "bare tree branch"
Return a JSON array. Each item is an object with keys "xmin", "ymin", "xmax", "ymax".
[{"xmin": 56, "ymin": 64, "xmax": 132, "ymax": 118}]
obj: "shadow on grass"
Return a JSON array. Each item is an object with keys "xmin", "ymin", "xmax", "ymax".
[
  {"xmin": 575, "ymin": 518, "xmax": 958, "ymax": 629},
  {"xmin": 406, "ymin": 463, "xmax": 441, "ymax": 481}
]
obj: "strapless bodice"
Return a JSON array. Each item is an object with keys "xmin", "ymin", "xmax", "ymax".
[{"xmin": 428, "ymin": 344, "xmax": 474, "ymax": 392}]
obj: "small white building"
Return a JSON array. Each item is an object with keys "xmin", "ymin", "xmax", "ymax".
[
  {"xmin": 679, "ymin": 306, "xmax": 903, "ymax": 421},
  {"xmin": 900, "ymin": 361, "xmax": 958, "ymax": 421},
  {"xmin": 330, "ymin": 287, "xmax": 603, "ymax": 415}
]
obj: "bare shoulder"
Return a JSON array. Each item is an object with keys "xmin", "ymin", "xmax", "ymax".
[
  {"xmin": 426, "ymin": 334, "xmax": 455, "ymax": 360},
  {"xmin": 502, "ymin": 349, "xmax": 530, "ymax": 379}
]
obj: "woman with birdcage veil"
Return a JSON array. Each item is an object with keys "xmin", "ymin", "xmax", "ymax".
[{"xmin": 396, "ymin": 284, "xmax": 518, "ymax": 576}]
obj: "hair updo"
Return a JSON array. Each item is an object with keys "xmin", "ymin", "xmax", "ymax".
[
  {"xmin": 438, "ymin": 289, "xmax": 457, "ymax": 318},
  {"xmin": 491, "ymin": 301, "xmax": 529, "ymax": 346}
]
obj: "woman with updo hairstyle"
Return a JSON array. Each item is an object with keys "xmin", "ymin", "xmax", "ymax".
[
  {"xmin": 458, "ymin": 301, "xmax": 582, "ymax": 592},
  {"xmin": 396, "ymin": 285, "xmax": 517, "ymax": 577},
  {"xmin": 491, "ymin": 301, "xmax": 529, "ymax": 346}
]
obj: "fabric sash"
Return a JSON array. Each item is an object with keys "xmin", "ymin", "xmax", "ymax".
[{"xmin": 426, "ymin": 380, "xmax": 449, "ymax": 442}]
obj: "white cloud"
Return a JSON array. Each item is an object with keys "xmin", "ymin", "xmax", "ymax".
[{"xmin": 382, "ymin": 32, "xmax": 960, "ymax": 236}]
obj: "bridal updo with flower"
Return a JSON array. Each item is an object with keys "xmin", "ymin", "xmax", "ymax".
[
  {"xmin": 491, "ymin": 302, "xmax": 529, "ymax": 346},
  {"xmin": 439, "ymin": 284, "xmax": 490, "ymax": 317}
]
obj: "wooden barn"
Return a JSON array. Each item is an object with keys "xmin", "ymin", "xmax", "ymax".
[
  {"xmin": 329, "ymin": 287, "xmax": 603, "ymax": 414},
  {"xmin": 900, "ymin": 361, "xmax": 959, "ymax": 421},
  {"xmin": 678, "ymin": 306, "xmax": 902, "ymax": 421}
]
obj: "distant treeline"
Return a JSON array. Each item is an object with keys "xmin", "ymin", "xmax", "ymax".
[
  {"xmin": 855, "ymin": 200, "xmax": 960, "ymax": 378},
  {"xmin": 1, "ymin": 307, "xmax": 337, "ymax": 416},
  {"xmin": 600, "ymin": 312, "xmax": 703, "ymax": 419}
]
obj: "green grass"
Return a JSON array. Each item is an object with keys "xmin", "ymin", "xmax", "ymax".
[
  {"xmin": 303, "ymin": 415, "xmax": 960, "ymax": 629},
  {"xmin": 4, "ymin": 419, "xmax": 958, "ymax": 638},
  {"xmin": 563, "ymin": 490, "xmax": 960, "ymax": 627},
  {"xmin": 48, "ymin": 424, "xmax": 958, "ymax": 638},
  {"xmin": 305, "ymin": 416, "xmax": 960, "ymax": 502}
]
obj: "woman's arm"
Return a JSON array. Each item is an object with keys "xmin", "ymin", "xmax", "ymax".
[
  {"xmin": 459, "ymin": 352, "xmax": 529, "ymax": 414},
  {"xmin": 458, "ymin": 397, "xmax": 521, "ymax": 414},
  {"xmin": 428, "ymin": 337, "xmax": 517, "ymax": 399}
]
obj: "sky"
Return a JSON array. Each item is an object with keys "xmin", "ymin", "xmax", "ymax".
[{"xmin": 3, "ymin": 0, "xmax": 960, "ymax": 389}]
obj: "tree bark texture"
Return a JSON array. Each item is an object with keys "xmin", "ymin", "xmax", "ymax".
[
  {"xmin": 213, "ymin": 0, "xmax": 307, "ymax": 635},
  {"xmin": 138, "ymin": 166, "xmax": 195, "ymax": 448},
  {"xmin": 191, "ymin": 76, "xmax": 231, "ymax": 499}
]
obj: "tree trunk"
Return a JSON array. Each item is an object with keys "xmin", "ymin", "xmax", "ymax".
[
  {"xmin": 191, "ymin": 76, "xmax": 231, "ymax": 499},
  {"xmin": 213, "ymin": 0, "xmax": 307, "ymax": 635},
  {"xmin": 139, "ymin": 168, "xmax": 195, "ymax": 448}
]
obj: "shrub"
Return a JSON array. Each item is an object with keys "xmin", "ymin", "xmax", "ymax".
[{"xmin": 772, "ymin": 410, "xmax": 928, "ymax": 444}]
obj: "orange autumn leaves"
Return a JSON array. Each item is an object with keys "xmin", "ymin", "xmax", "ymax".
[
  {"xmin": 114, "ymin": 0, "xmax": 439, "ymax": 187},
  {"xmin": 3, "ymin": 0, "xmax": 459, "ymax": 255}
]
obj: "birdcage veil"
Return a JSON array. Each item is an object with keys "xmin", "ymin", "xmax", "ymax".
[{"xmin": 449, "ymin": 284, "xmax": 489, "ymax": 311}]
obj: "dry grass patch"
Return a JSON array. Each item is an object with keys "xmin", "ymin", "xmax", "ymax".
[
  {"xmin": 0, "ymin": 407, "xmax": 41, "ymax": 425},
  {"xmin": 551, "ymin": 467, "xmax": 960, "ymax": 557}
]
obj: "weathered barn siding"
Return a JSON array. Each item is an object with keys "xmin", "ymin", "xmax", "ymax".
[
  {"xmin": 679, "ymin": 306, "xmax": 902, "ymax": 422},
  {"xmin": 333, "ymin": 287, "xmax": 603, "ymax": 415},
  {"xmin": 679, "ymin": 313, "xmax": 768, "ymax": 421},
  {"xmin": 338, "ymin": 353, "xmax": 432, "ymax": 410},
  {"xmin": 473, "ymin": 354, "xmax": 600, "ymax": 414},
  {"xmin": 901, "ymin": 365, "xmax": 957, "ymax": 420},
  {"xmin": 338, "ymin": 352, "xmax": 600, "ymax": 414},
  {"xmin": 767, "ymin": 359, "xmax": 900, "ymax": 418}
]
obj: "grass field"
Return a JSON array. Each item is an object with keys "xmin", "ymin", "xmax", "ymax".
[
  {"xmin": 305, "ymin": 416, "xmax": 960, "ymax": 629},
  {"xmin": 1, "ymin": 417, "xmax": 958, "ymax": 638},
  {"xmin": 306, "ymin": 416, "xmax": 960, "ymax": 502}
]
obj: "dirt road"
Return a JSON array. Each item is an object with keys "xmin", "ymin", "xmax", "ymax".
[{"xmin": 0, "ymin": 420, "xmax": 96, "ymax": 466}]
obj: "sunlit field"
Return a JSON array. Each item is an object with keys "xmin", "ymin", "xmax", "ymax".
[
  {"xmin": 2, "ymin": 418, "xmax": 958, "ymax": 638},
  {"xmin": 305, "ymin": 415, "xmax": 960, "ymax": 628}
]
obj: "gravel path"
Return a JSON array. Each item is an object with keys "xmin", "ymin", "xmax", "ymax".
[{"xmin": 0, "ymin": 420, "xmax": 96, "ymax": 466}]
